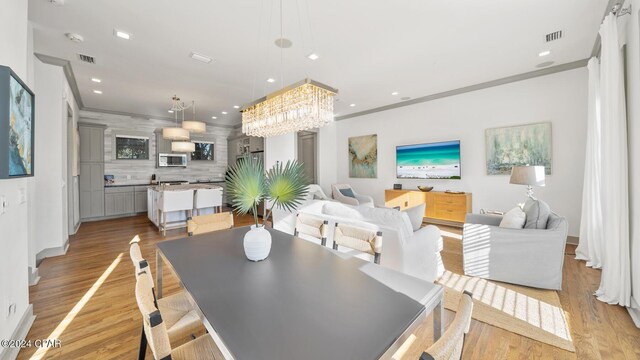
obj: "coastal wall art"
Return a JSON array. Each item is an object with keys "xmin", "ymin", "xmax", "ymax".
[
  {"xmin": 0, "ymin": 65, "xmax": 35, "ymax": 179},
  {"xmin": 349, "ymin": 134, "xmax": 377, "ymax": 178},
  {"xmin": 485, "ymin": 122, "xmax": 552, "ymax": 175}
]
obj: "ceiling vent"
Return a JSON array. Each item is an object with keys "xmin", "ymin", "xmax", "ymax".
[
  {"xmin": 77, "ymin": 53, "xmax": 95, "ymax": 64},
  {"xmin": 545, "ymin": 30, "xmax": 563, "ymax": 43}
]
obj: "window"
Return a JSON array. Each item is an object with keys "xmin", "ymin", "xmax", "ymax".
[
  {"xmin": 115, "ymin": 135, "xmax": 149, "ymax": 160},
  {"xmin": 191, "ymin": 141, "xmax": 215, "ymax": 161}
]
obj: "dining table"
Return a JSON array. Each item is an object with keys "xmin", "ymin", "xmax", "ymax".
[{"xmin": 156, "ymin": 226, "xmax": 444, "ymax": 360}]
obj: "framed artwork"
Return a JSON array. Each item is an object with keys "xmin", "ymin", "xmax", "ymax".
[
  {"xmin": 485, "ymin": 122, "xmax": 552, "ymax": 175},
  {"xmin": 349, "ymin": 134, "xmax": 377, "ymax": 178},
  {"xmin": 0, "ymin": 65, "xmax": 35, "ymax": 179}
]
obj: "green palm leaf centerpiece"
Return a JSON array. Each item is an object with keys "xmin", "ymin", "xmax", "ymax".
[{"xmin": 226, "ymin": 157, "xmax": 309, "ymax": 227}]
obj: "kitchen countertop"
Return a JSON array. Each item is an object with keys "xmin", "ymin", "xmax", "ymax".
[
  {"xmin": 149, "ymin": 183, "xmax": 223, "ymax": 191},
  {"xmin": 104, "ymin": 183, "xmax": 152, "ymax": 188}
]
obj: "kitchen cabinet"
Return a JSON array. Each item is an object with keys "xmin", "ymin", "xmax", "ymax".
[
  {"xmin": 79, "ymin": 123, "xmax": 106, "ymax": 220},
  {"xmin": 104, "ymin": 186, "xmax": 148, "ymax": 216},
  {"xmin": 135, "ymin": 186, "xmax": 148, "ymax": 213}
]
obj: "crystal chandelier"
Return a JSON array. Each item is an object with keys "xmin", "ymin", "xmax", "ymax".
[{"xmin": 241, "ymin": 78, "xmax": 337, "ymax": 137}]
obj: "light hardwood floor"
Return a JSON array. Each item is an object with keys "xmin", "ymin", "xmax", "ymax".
[{"xmin": 17, "ymin": 216, "xmax": 640, "ymax": 359}]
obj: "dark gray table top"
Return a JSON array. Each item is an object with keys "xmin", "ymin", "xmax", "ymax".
[{"xmin": 157, "ymin": 227, "xmax": 440, "ymax": 360}]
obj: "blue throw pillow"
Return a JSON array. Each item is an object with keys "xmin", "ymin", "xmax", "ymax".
[{"xmin": 339, "ymin": 188, "xmax": 356, "ymax": 198}]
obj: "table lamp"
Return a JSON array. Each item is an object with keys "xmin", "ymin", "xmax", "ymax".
[{"xmin": 509, "ymin": 165, "xmax": 545, "ymax": 199}]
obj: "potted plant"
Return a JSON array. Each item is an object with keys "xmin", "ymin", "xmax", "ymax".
[{"xmin": 225, "ymin": 157, "xmax": 309, "ymax": 261}]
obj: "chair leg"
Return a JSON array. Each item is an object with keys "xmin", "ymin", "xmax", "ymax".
[{"xmin": 138, "ymin": 323, "xmax": 147, "ymax": 360}]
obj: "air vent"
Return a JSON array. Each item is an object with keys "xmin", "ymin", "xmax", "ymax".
[
  {"xmin": 77, "ymin": 53, "xmax": 95, "ymax": 64},
  {"xmin": 545, "ymin": 30, "xmax": 563, "ymax": 43}
]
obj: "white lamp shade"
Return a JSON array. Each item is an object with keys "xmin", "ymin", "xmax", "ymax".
[
  {"xmin": 509, "ymin": 165, "xmax": 545, "ymax": 186},
  {"xmin": 171, "ymin": 141, "xmax": 195, "ymax": 153},
  {"xmin": 163, "ymin": 127, "xmax": 190, "ymax": 140},
  {"xmin": 182, "ymin": 120, "xmax": 207, "ymax": 133}
]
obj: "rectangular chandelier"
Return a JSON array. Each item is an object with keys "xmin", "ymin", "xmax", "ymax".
[{"xmin": 241, "ymin": 78, "xmax": 338, "ymax": 137}]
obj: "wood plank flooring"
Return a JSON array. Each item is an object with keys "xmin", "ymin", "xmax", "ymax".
[{"xmin": 17, "ymin": 215, "xmax": 640, "ymax": 359}]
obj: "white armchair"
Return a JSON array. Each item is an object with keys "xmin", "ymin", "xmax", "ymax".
[
  {"xmin": 462, "ymin": 212, "xmax": 568, "ymax": 290},
  {"xmin": 331, "ymin": 184, "xmax": 374, "ymax": 207}
]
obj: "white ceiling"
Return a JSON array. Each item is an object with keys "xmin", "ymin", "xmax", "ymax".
[{"xmin": 28, "ymin": 0, "xmax": 608, "ymax": 126}]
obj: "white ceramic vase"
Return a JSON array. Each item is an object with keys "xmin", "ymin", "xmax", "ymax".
[{"xmin": 243, "ymin": 225, "xmax": 272, "ymax": 261}]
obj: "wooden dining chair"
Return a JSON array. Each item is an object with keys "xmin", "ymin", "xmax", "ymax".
[
  {"xmin": 129, "ymin": 238, "xmax": 204, "ymax": 360},
  {"xmin": 294, "ymin": 213, "xmax": 329, "ymax": 246},
  {"xmin": 187, "ymin": 212, "xmax": 234, "ymax": 236},
  {"xmin": 332, "ymin": 223, "xmax": 382, "ymax": 264},
  {"xmin": 135, "ymin": 273, "xmax": 225, "ymax": 360},
  {"xmin": 420, "ymin": 291, "xmax": 474, "ymax": 360}
]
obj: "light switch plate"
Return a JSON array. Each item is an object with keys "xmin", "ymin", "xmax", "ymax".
[{"xmin": 18, "ymin": 188, "xmax": 26, "ymax": 204}]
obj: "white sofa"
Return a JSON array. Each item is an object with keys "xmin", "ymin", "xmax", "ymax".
[{"xmin": 273, "ymin": 200, "xmax": 444, "ymax": 283}]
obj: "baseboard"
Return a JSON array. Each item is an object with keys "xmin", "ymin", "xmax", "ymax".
[
  {"xmin": 0, "ymin": 304, "xmax": 36, "ymax": 360},
  {"xmin": 566, "ymin": 236, "xmax": 579, "ymax": 245},
  {"xmin": 28, "ymin": 266, "xmax": 40, "ymax": 286},
  {"xmin": 35, "ymin": 238, "xmax": 69, "ymax": 265},
  {"xmin": 628, "ymin": 297, "xmax": 640, "ymax": 328}
]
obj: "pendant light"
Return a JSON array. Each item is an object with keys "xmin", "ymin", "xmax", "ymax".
[
  {"xmin": 163, "ymin": 96, "xmax": 190, "ymax": 140},
  {"xmin": 182, "ymin": 101, "xmax": 206, "ymax": 133},
  {"xmin": 171, "ymin": 104, "xmax": 195, "ymax": 152}
]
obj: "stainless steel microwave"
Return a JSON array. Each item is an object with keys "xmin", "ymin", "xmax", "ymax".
[{"xmin": 158, "ymin": 153, "xmax": 188, "ymax": 167}]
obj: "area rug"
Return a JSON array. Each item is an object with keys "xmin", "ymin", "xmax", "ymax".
[{"xmin": 438, "ymin": 236, "xmax": 575, "ymax": 352}]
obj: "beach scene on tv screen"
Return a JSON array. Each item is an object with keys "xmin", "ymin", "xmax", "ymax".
[{"xmin": 396, "ymin": 140, "xmax": 461, "ymax": 179}]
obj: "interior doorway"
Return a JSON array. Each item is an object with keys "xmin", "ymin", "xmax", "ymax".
[{"xmin": 297, "ymin": 131, "xmax": 317, "ymax": 184}]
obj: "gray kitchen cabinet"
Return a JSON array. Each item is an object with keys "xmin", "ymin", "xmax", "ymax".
[
  {"xmin": 249, "ymin": 136, "xmax": 264, "ymax": 152},
  {"xmin": 79, "ymin": 125, "xmax": 104, "ymax": 163},
  {"xmin": 79, "ymin": 123, "xmax": 106, "ymax": 220},
  {"xmin": 105, "ymin": 187, "xmax": 135, "ymax": 216},
  {"xmin": 135, "ymin": 186, "xmax": 148, "ymax": 213}
]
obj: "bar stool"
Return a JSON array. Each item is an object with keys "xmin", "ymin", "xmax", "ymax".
[
  {"xmin": 193, "ymin": 188, "xmax": 223, "ymax": 215},
  {"xmin": 158, "ymin": 189, "xmax": 194, "ymax": 236}
]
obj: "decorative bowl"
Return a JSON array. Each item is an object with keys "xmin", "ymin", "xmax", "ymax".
[{"xmin": 417, "ymin": 186, "xmax": 434, "ymax": 192}]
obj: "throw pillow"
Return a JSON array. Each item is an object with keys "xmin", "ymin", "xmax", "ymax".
[
  {"xmin": 522, "ymin": 198, "xmax": 551, "ymax": 229},
  {"xmin": 499, "ymin": 207, "xmax": 526, "ymax": 229},
  {"xmin": 403, "ymin": 203, "xmax": 426, "ymax": 231},
  {"xmin": 339, "ymin": 188, "xmax": 356, "ymax": 198}
]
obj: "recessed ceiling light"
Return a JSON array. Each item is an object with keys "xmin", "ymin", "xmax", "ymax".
[
  {"xmin": 349, "ymin": 103, "xmax": 356, "ymax": 107},
  {"xmin": 114, "ymin": 29, "xmax": 130, "ymax": 40},
  {"xmin": 233, "ymin": 105, "xmax": 240, "ymax": 109},
  {"xmin": 189, "ymin": 51, "xmax": 213, "ymax": 63},
  {"xmin": 91, "ymin": 78, "xmax": 102, "ymax": 83},
  {"xmin": 267, "ymin": 78, "xmax": 276, "ymax": 83},
  {"xmin": 93, "ymin": 90, "xmax": 102, "ymax": 94},
  {"xmin": 211, "ymin": 116, "xmax": 217, "ymax": 119},
  {"xmin": 538, "ymin": 50, "xmax": 551, "ymax": 57},
  {"xmin": 307, "ymin": 53, "xmax": 319, "ymax": 60},
  {"xmin": 221, "ymin": 111, "xmax": 228, "ymax": 115},
  {"xmin": 391, "ymin": 91, "xmax": 399, "ymax": 96},
  {"xmin": 168, "ymin": 110, "xmax": 174, "ymax": 113}
]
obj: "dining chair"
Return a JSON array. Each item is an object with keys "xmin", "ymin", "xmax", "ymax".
[
  {"xmin": 193, "ymin": 188, "xmax": 223, "ymax": 215},
  {"xmin": 158, "ymin": 189, "xmax": 194, "ymax": 236},
  {"xmin": 420, "ymin": 291, "xmax": 474, "ymax": 360},
  {"xmin": 135, "ymin": 273, "xmax": 225, "ymax": 360},
  {"xmin": 332, "ymin": 223, "xmax": 382, "ymax": 264},
  {"xmin": 129, "ymin": 238, "xmax": 204, "ymax": 359},
  {"xmin": 187, "ymin": 212, "xmax": 234, "ymax": 236},
  {"xmin": 294, "ymin": 213, "xmax": 329, "ymax": 246}
]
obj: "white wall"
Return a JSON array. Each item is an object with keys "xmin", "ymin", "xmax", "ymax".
[
  {"xmin": 0, "ymin": 0, "xmax": 31, "ymax": 345},
  {"xmin": 265, "ymin": 133, "xmax": 296, "ymax": 169},
  {"xmin": 334, "ymin": 68, "xmax": 588, "ymax": 236},
  {"xmin": 624, "ymin": 0, "xmax": 640, "ymax": 325},
  {"xmin": 317, "ymin": 123, "xmax": 338, "ymax": 197}
]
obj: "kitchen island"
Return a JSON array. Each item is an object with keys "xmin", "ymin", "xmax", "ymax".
[{"xmin": 148, "ymin": 183, "xmax": 224, "ymax": 233}]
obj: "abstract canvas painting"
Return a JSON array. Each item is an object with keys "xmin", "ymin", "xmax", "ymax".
[
  {"xmin": 9, "ymin": 74, "xmax": 33, "ymax": 176},
  {"xmin": 485, "ymin": 122, "xmax": 552, "ymax": 175},
  {"xmin": 349, "ymin": 134, "xmax": 377, "ymax": 178}
]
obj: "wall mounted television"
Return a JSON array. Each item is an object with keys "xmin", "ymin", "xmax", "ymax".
[
  {"xmin": 396, "ymin": 140, "xmax": 461, "ymax": 179},
  {"xmin": 0, "ymin": 65, "xmax": 35, "ymax": 179}
]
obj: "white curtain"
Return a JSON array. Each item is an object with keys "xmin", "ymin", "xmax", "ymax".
[
  {"xmin": 594, "ymin": 13, "xmax": 631, "ymax": 307},
  {"xmin": 576, "ymin": 57, "xmax": 603, "ymax": 268}
]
